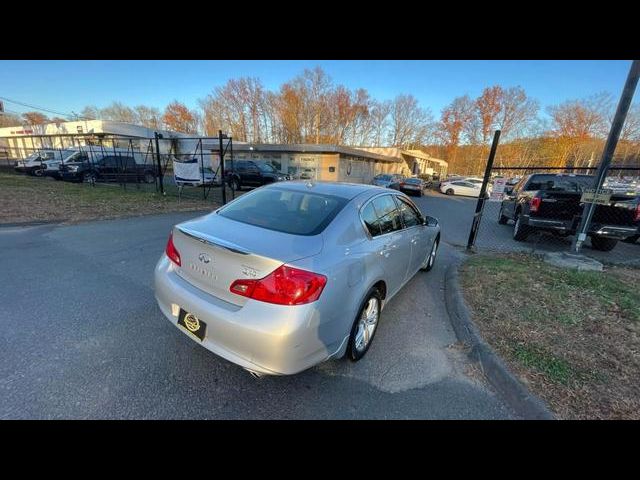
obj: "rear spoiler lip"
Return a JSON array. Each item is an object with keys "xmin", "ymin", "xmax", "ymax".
[{"xmin": 176, "ymin": 226, "xmax": 251, "ymax": 256}]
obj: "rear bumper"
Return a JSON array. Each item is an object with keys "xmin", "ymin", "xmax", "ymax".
[
  {"xmin": 522, "ymin": 215, "xmax": 638, "ymax": 239},
  {"xmin": 154, "ymin": 256, "xmax": 337, "ymax": 375}
]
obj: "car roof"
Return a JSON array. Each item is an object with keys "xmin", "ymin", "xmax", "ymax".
[{"xmin": 262, "ymin": 180, "xmax": 389, "ymax": 200}]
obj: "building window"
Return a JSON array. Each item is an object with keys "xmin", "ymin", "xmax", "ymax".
[{"xmin": 77, "ymin": 126, "xmax": 83, "ymax": 133}]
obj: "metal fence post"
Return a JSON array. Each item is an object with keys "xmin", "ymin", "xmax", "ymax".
[
  {"xmin": 571, "ymin": 60, "xmax": 640, "ymax": 253},
  {"xmin": 466, "ymin": 130, "xmax": 501, "ymax": 251},
  {"xmin": 154, "ymin": 132, "xmax": 164, "ymax": 195},
  {"xmin": 219, "ymin": 130, "xmax": 227, "ymax": 205}
]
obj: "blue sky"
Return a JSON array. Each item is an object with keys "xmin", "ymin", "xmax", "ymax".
[{"xmin": 0, "ymin": 60, "xmax": 633, "ymax": 119}]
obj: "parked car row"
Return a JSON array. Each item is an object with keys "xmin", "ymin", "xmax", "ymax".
[
  {"xmin": 498, "ymin": 173, "xmax": 640, "ymax": 251},
  {"xmin": 14, "ymin": 148, "xmax": 158, "ymax": 184},
  {"xmin": 371, "ymin": 174, "xmax": 432, "ymax": 197}
]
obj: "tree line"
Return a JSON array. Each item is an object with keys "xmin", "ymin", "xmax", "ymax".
[{"xmin": 2, "ymin": 66, "xmax": 639, "ymax": 175}]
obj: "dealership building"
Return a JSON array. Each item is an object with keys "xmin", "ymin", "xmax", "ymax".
[
  {"xmin": 228, "ymin": 144, "xmax": 447, "ymax": 183},
  {"xmin": 0, "ymin": 120, "xmax": 447, "ymax": 184}
]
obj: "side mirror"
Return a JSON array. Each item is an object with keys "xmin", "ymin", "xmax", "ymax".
[
  {"xmin": 423, "ymin": 215, "xmax": 439, "ymax": 227},
  {"xmin": 504, "ymin": 186, "xmax": 514, "ymax": 195}
]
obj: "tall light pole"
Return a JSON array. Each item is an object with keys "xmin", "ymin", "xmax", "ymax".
[{"xmin": 571, "ymin": 60, "xmax": 640, "ymax": 253}]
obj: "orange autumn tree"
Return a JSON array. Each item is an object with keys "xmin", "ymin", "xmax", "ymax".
[{"xmin": 162, "ymin": 101, "xmax": 199, "ymax": 134}]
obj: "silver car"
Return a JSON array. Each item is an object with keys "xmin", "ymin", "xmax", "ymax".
[
  {"xmin": 154, "ymin": 181, "xmax": 441, "ymax": 376},
  {"xmin": 372, "ymin": 174, "xmax": 404, "ymax": 190}
]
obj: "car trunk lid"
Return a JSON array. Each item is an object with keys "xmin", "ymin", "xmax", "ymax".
[{"xmin": 171, "ymin": 213, "xmax": 323, "ymax": 305}]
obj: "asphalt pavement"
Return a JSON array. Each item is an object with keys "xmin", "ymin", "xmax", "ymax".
[
  {"xmin": 414, "ymin": 190, "xmax": 640, "ymax": 266},
  {"xmin": 0, "ymin": 210, "xmax": 514, "ymax": 419}
]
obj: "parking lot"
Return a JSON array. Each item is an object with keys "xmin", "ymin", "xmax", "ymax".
[
  {"xmin": 415, "ymin": 190, "xmax": 640, "ymax": 266},
  {"xmin": 0, "ymin": 208, "xmax": 514, "ymax": 420}
]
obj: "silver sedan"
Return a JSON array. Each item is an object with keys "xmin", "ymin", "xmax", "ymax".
[{"xmin": 154, "ymin": 181, "xmax": 441, "ymax": 376}]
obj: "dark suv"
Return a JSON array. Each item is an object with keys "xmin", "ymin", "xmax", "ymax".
[
  {"xmin": 59, "ymin": 155, "xmax": 157, "ymax": 184},
  {"xmin": 225, "ymin": 160, "xmax": 288, "ymax": 191}
]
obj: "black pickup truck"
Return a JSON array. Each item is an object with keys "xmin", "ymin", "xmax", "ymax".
[
  {"xmin": 498, "ymin": 173, "xmax": 640, "ymax": 251},
  {"xmin": 59, "ymin": 154, "xmax": 157, "ymax": 184}
]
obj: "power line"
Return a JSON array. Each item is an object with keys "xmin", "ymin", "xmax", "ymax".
[{"xmin": 0, "ymin": 96, "xmax": 87, "ymax": 120}]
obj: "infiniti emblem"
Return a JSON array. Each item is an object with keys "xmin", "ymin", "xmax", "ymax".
[{"xmin": 198, "ymin": 253, "xmax": 211, "ymax": 264}]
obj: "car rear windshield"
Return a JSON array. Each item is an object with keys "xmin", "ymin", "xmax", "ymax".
[
  {"xmin": 405, "ymin": 178, "xmax": 422, "ymax": 184},
  {"xmin": 375, "ymin": 175, "xmax": 392, "ymax": 181},
  {"xmin": 525, "ymin": 175, "xmax": 594, "ymax": 192},
  {"xmin": 217, "ymin": 187, "xmax": 349, "ymax": 236}
]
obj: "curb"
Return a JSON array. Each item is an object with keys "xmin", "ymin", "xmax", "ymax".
[
  {"xmin": 0, "ymin": 220, "xmax": 64, "ymax": 228},
  {"xmin": 444, "ymin": 259, "xmax": 555, "ymax": 420}
]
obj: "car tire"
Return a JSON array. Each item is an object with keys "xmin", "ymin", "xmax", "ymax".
[
  {"xmin": 347, "ymin": 287, "xmax": 382, "ymax": 362},
  {"xmin": 231, "ymin": 177, "xmax": 242, "ymax": 191},
  {"xmin": 445, "ymin": 188, "xmax": 454, "ymax": 195},
  {"xmin": 590, "ymin": 236, "xmax": 618, "ymax": 252},
  {"xmin": 33, "ymin": 168, "xmax": 44, "ymax": 177},
  {"xmin": 421, "ymin": 235, "xmax": 439, "ymax": 272},
  {"xmin": 513, "ymin": 212, "xmax": 530, "ymax": 242},
  {"xmin": 498, "ymin": 205, "xmax": 509, "ymax": 224},
  {"xmin": 82, "ymin": 171, "xmax": 97, "ymax": 184}
]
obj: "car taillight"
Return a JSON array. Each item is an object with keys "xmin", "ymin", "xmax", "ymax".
[
  {"xmin": 634, "ymin": 203, "xmax": 640, "ymax": 222},
  {"xmin": 165, "ymin": 231, "xmax": 181, "ymax": 266},
  {"xmin": 530, "ymin": 197, "xmax": 541, "ymax": 213},
  {"xmin": 230, "ymin": 265, "xmax": 327, "ymax": 306}
]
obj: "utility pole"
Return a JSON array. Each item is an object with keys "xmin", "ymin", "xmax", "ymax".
[
  {"xmin": 571, "ymin": 60, "xmax": 640, "ymax": 253},
  {"xmin": 467, "ymin": 130, "xmax": 501, "ymax": 250},
  {"xmin": 219, "ymin": 130, "xmax": 226, "ymax": 205},
  {"xmin": 154, "ymin": 132, "xmax": 164, "ymax": 195}
]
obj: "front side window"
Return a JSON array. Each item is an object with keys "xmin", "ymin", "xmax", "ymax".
[
  {"xmin": 396, "ymin": 196, "xmax": 422, "ymax": 228},
  {"xmin": 371, "ymin": 195, "xmax": 402, "ymax": 235}
]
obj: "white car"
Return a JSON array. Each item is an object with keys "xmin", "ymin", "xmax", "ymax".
[
  {"xmin": 14, "ymin": 150, "xmax": 60, "ymax": 176},
  {"xmin": 440, "ymin": 179, "xmax": 491, "ymax": 197}
]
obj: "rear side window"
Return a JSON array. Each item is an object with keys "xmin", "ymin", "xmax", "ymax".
[
  {"xmin": 361, "ymin": 203, "xmax": 382, "ymax": 237},
  {"xmin": 525, "ymin": 175, "xmax": 593, "ymax": 192},
  {"xmin": 371, "ymin": 195, "xmax": 403, "ymax": 235},
  {"xmin": 218, "ymin": 187, "xmax": 348, "ymax": 236}
]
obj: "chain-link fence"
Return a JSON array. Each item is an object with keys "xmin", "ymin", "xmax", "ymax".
[
  {"xmin": 0, "ymin": 133, "xmax": 243, "ymax": 208},
  {"xmin": 464, "ymin": 165, "xmax": 640, "ymax": 265}
]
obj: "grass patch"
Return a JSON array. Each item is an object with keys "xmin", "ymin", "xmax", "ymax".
[
  {"xmin": 461, "ymin": 253, "xmax": 640, "ymax": 419},
  {"xmin": 0, "ymin": 172, "xmax": 218, "ymax": 224},
  {"xmin": 512, "ymin": 344, "xmax": 573, "ymax": 385}
]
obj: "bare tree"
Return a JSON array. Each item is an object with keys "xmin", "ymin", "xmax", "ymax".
[
  {"xmin": 134, "ymin": 105, "xmax": 162, "ymax": 129},
  {"xmin": 497, "ymin": 86, "xmax": 539, "ymax": 140},
  {"xmin": 100, "ymin": 102, "xmax": 136, "ymax": 124},
  {"xmin": 22, "ymin": 111, "xmax": 49, "ymax": 125},
  {"xmin": 390, "ymin": 94, "xmax": 434, "ymax": 148},
  {"xmin": 0, "ymin": 113, "xmax": 22, "ymax": 127},
  {"xmin": 80, "ymin": 106, "xmax": 101, "ymax": 120},
  {"xmin": 369, "ymin": 100, "xmax": 392, "ymax": 145}
]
